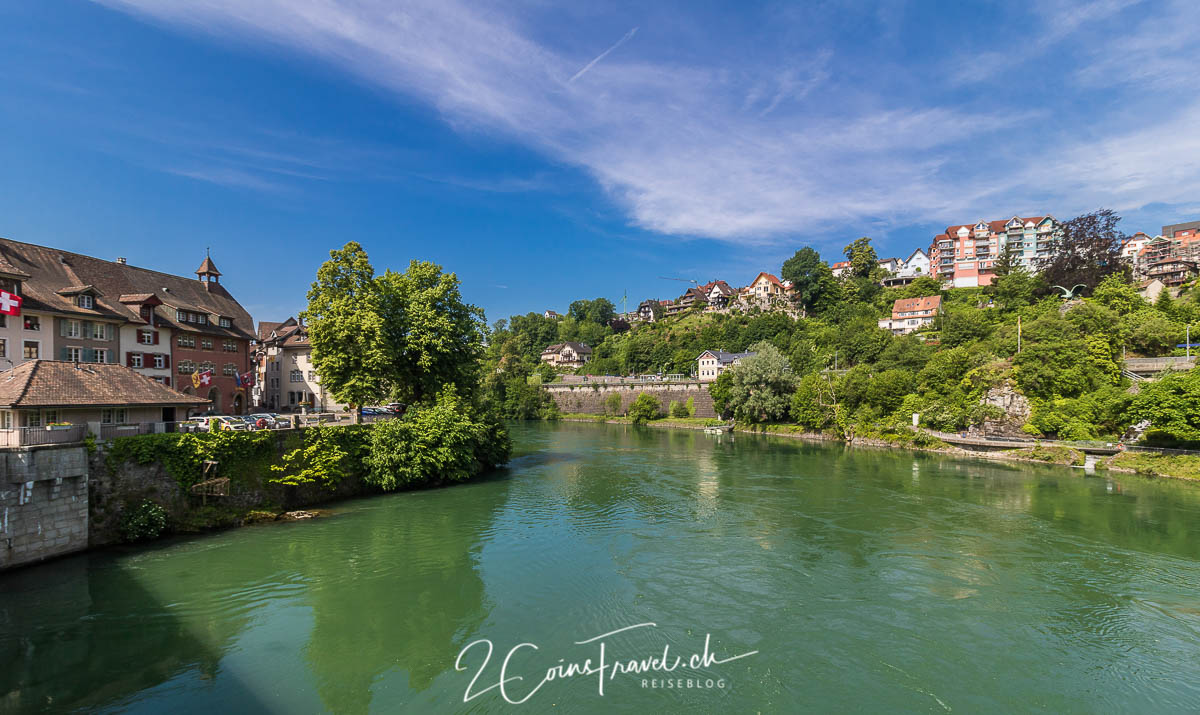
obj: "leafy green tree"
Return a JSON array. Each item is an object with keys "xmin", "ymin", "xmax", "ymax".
[
  {"xmin": 365, "ymin": 388, "xmax": 509, "ymax": 490},
  {"xmin": 628, "ymin": 392, "xmax": 662, "ymax": 424},
  {"xmin": 670, "ymin": 400, "xmax": 690, "ymax": 418},
  {"xmin": 866, "ymin": 369, "xmax": 917, "ymax": 414},
  {"xmin": 781, "ymin": 247, "xmax": 838, "ymax": 315},
  {"xmin": 940, "ymin": 308, "xmax": 992, "ymax": 347},
  {"xmin": 990, "ymin": 241, "xmax": 1024, "ymax": 278},
  {"xmin": 790, "ymin": 373, "xmax": 835, "ymax": 429},
  {"xmin": 843, "ymin": 237, "xmax": 879, "ymax": 279},
  {"xmin": 709, "ymin": 371, "xmax": 734, "ymax": 417},
  {"xmin": 1126, "ymin": 309, "xmax": 1182, "ymax": 356},
  {"xmin": 1128, "ymin": 370, "xmax": 1200, "ymax": 443},
  {"xmin": 990, "ymin": 270, "xmax": 1038, "ymax": 310},
  {"xmin": 727, "ymin": 342, "xmax": 797, "ymax": 422},
  {"xmin": 604, "ymin": 391, "xmax": 623, "ymax": 417},
  {"xmin": 1092, "ymin": 273, "xmax": 1146, "ymax": 315},
  {"xmin": 376, "ymin": 261, "xmax": 487, "ymax": 404},
  {"xmin": 304, "ymin": 242, "xmax": 390, "ymax": 415}
]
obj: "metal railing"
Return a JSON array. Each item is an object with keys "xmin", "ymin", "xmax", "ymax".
[{"xmin": 0, "ymin": 424, "xmax": 88, "ymax": 447}]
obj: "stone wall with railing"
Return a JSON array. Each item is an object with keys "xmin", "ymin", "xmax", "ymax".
[{"xmin": 542, "ymin": 380, "xmax": 716, "ymax": 418}]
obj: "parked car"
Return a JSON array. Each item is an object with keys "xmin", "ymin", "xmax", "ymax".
[
  {"xmin": 208, "ymin": 416, "xmax": 248, "ymax": 431},
  {"xmin": 182, "ymin": 416, "xmax": 211, "ymax": 433},
  {"xmin": 249, "ymin": 413, "xmax": 287, "ymax": 429}
]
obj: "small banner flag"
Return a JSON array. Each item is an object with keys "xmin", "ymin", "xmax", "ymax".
[
  {"xmin": 192, "ymin": 370, "xmax": 201, "ymax": 390},
  {"xmin": 0, "ymin": 290, "xmax": 22, "ymax": 316}
]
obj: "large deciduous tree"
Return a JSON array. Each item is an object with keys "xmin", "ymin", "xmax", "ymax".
[
  {"xmin": 376, "ymin": 260, "xmax": 487, "ymax": 405},
  {"xmin": 304, "ymin": 243, "xmax": 487, "ymax": 414},
  {"xmin": 1039, "ymin": 209, "xmax": 1131, "ymax": 293},
  {"xmin": 726, "ymin": 341, "xmax": 797, "ymax": 422},
  {"xmin": 780, "ymin": 247, "xmax": 838, "ymax": 315},
  {"xmin": 303, "ymin": 242, "xmax": 389, "ymax": 416}
]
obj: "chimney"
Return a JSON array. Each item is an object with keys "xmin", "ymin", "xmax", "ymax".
[{"xmin": 116, "ymin": 257, "xmax": 127, "ymax": 265}]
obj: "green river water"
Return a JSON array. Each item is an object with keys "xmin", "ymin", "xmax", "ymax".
[{"xmin": 4, "ymin": 421, "xmax": 1200, "ymax": 713}]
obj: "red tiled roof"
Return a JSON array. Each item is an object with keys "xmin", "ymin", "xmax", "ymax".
[
  {"xmin": 0, "ymin": 360, "xmax": 210, "ymax": 408},
  {"xmin": 891, "ymin": 295, "xmax": 942, "ymax": 318}
]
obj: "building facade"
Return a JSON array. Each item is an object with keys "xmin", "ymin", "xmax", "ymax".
[
  {"xmin": 0, "ymin": 239, "xmax": 255, "ymax": 413},
  {"xmin": 696, "ymin": 350, "xmax": 755, "ymax": 382},
  {"xmin": 929, "ymin": 216, "xmax": 1059, "ymax": 287},
  {"xmin": 540, "ymin": 342, "xmax": 592, "ymax": 368},
  {"xmin": 878, "ymin": 295, "xmax": 942, "ymax": 335},
  {"xmin": 254, "ymin": 318, "xmax": 344, "ymax": 412}
]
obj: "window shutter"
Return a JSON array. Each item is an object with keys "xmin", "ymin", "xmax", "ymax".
[
  {"xmin": 59, "ymin": 347, "xmax": 68, "ymax": 360},
  {"xmin": 58, "ymin": 320, "xmax": 66, "ymax": 337},
  {"xmin": 81, "ymin": 320, "xmax": 91, "ymax": 337},
  {"xmin": 83, "ymin": 348, "xmax": 95, "ymax": 363},
  {"xmin": 126, "ymin": 352, "xmax": 134, "ymax": 367},
  {"xmin": 106, "ymin": 324, "xmax": 114, "ymax": 340},
  {"xmin": 152, "ymin": 330, "xmax": 159, "ymax": 345},
  {"xmin": 163, "ymin": 353, "xmax": 170, "ymax": 369}
]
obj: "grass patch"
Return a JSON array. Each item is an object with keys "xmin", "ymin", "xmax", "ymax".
[
  {"xmin": 1109, "ymin": 452, "xmax": 1200, "ymax": 480},
  {"xmin": 1005, "ymin": 445, "xmax": 1085, "ymax": 466}
]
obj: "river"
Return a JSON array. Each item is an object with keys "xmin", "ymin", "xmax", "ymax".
[{"xmin": 3, "ymin": 421, "xmax": 1200, "ymax": 712}]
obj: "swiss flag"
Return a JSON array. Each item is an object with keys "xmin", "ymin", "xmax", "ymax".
[
  {"xmin": 0, "ymin": 290, "xmax": 22, "ymax": 316},
  {"xmin": 198, "ymin": 370, "xmax": 213, "ymax": 387}
]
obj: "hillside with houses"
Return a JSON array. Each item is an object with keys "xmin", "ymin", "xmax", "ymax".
[{"xmin": 484, "ymin": 210, "xmax": 1200, "ymax": 449}]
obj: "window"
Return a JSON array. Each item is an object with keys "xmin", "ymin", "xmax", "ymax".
[
  {"xmin": 219, "ymin": 317, "xmax": 231, "ymax": 328},
  {"xmin": 101, "ymin": 408, "xmax": 127, "ymax": 424},
  {"xmin": 139, "ymin": 330, "xmax": 155, "ymax": 345},
  {"xmin": 131, "ymin": 353, "xmax": 144, "ymax": 368},
  {"xmin": 200, "ymin": 361, "xmax": 215, "ymax": 372},
  {"xmin": 178, "ymin": 360, "xmax": 195, "ymax": 374},
  {"xmin": 200, "ymin": 338, "xmax": 213, "ymax": 350},
  {"xmin": 44, "ymin": 410, "xmax": 57, "ymax": 425},
  {"xmin": 308, "ymin": 371, "xmax": 316, "ymax": 381},
  {"xmin": 223, "ymin": 363, "xmax": 236, "ymax": 376},
  {"xmin": 23, "ymin": 410, "xmax": 41, "ymax": 427},
  {"xmin": 0, "ymin": 411, "xmax": 10, "ymax": 429},
  {"xmin": 78, "ymin": 294, "xmax": 93, "ymax": 309},
  {"xmin": 65, "ymin": 320, "xmax": 81, "ymax": 338},
  {"xmin": 270, "ymin": 377, "xmax": 279, "ymax": 389},
  {"xmin": 288, "ymin": 391, "xmax": 297, "ymax": 405},
  {"xmin": 177, "ymin": 334, "xmax": 195, "ymax": 348},
  {"xmin": 93, "ymin": 349, "xmax": 108, "ymax": 364},
  {"xmin": 91, "ymin": 322, "xmax": 111, "ymax": 340},
  {"xmin": 153, "ymin": 354, "xmax": 167, "ymax": 369},
  {"xmin": 223, "ymin": 340, "xmax": 237, "ymax": 352},
  {"xmin": 290, "ymin": 369, "xmax": 303, "ymax": 383},
  {"xmin": 0, "ymin": 338, "xmax": 5, "ymax": 358},
  {"xmin": 197, "ymin": 314, "xmax": 208, "ymax": 325},
  {"xmin": 23, "ymin": 340, "xmax": 38, "ymax": 359},
  {"xmin": 176, "ymin": 309, "xmax": 186, "ymax": 321},
  {"xmin": 66, "ymin": 347, "xmax": 82, "ymax": 362}
]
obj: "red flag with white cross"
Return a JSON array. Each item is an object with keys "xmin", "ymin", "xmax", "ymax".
[{"xmin": 0, "ymin": 290, "xmax": 22, "ymax": 316}]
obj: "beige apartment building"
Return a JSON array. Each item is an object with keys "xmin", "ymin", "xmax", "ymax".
[{"xmin": 254, "ymin": 318, "xmax": 343, "ymax": 412}]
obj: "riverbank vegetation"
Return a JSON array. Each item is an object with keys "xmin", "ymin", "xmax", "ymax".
[{"xmin": 484, "ymin": 210, "xmax": 1200, "ymax": 453}]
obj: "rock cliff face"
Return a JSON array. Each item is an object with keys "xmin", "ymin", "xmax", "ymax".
[{"xmin": 973, "ymin": 382, "xmax": 1031, "ymax": 437}]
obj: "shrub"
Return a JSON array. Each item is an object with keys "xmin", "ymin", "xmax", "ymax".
[
  {"xmin": 670, "ymin": 400, "xmax": 690, "ymax": 418},
  {"xmin": 628, "ymin": 392, "xmax": 662, "ymax": 424},
  {"xmin": 604, "ymin": 391, "xmax": 623, "ymax": 417},
  {"xmin": 685, "ymin": 396, "xmax": 696, "ymax": 417},
  {"xmin": 119, "ymin": 500, "xmax": 167, "ymax": 542}
]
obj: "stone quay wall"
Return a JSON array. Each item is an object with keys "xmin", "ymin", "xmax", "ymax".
[
  {"xmin": 543, "ymin": 381, "xmax": 716, "ymax": 418},
  {"xmin": 0, "ymin": 445, "xmax": 89, "ymax": 570}
]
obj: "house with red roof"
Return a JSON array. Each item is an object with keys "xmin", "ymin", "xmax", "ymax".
[{"xmin": 879, "ymin": 295, "xmax": 942, "ymax": 335}]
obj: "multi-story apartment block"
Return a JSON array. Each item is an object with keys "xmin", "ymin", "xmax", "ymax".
[
  {"xmin": 254, "ymin": 318, "xmax": 344, "ymax": 412},
  {"xmin": 929, "ymin": 216, "xmax": 1059, "ymax": 288},
  {"xmin": 0, "ymin": 238, "xmax": 254, "ymax": 414}
]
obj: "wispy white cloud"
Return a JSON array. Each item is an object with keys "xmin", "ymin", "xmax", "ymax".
[{"xmin": 93, "ymin": 0, "xmax": 1200, "ymax": 243}]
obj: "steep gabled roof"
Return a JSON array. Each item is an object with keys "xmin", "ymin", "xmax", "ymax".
[{"xmin": 0, "ymin": 237, "xmax": 254, "ymax": 338}]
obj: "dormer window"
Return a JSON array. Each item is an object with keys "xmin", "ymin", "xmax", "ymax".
[
  {"xmin": 219, "ymin": 317, "xmax": 231, "ymax": 328},
  {"xmin": 77, "ymin": 294, "xmax": 93, "ymax": 309}
]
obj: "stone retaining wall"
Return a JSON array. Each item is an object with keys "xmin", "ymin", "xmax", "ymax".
[
  {"xmin": 0, "ymin": 445, "xmax": 89, "ymax": 570},
  {"xmin": 543, "ymin": 381, "xmax": 716, "ymax": 418}
]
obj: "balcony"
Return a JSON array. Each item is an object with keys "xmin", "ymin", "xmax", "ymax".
[{"xmin": 0, "ymin": 424, "xmax": 87, "ymax": 447}]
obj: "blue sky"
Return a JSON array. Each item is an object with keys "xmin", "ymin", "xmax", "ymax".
[{"xmin": 1, "ymin": 1, "xmax": 1198, "ymax": 325}]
